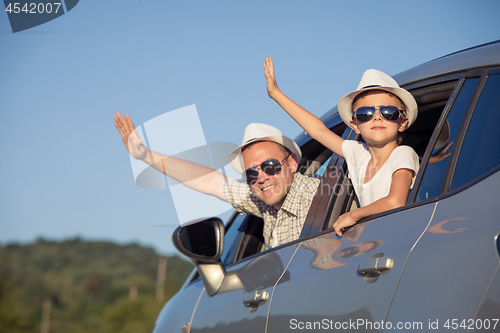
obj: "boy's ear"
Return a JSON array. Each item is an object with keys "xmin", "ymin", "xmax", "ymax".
[
  {"xmin": 398, "ymin": 117, "xmax": 409, "ymax": 132},
  {"xmin": 350, "ymin": 119, "xmax": 361, "ymax": 134}
]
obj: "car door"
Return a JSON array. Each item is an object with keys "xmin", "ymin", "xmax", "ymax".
[
  {"xmin": 266, "ymin": 190, "xmax": 437, "ymax": 331},
  {"xmin": 385, "ymin": 69, "xmax": 500, "ymax": 329}
]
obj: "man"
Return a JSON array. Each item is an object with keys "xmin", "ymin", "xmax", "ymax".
[{"xmin": 114, "ymin": 112, "xmax": 320, "ymax": 248}]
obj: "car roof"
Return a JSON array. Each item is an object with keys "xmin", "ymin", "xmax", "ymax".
[
  {"xmin": 310, "ymin": 40, "xmax": 500, "ymax": 134},
  {"xmin": 393, "ymin": 39, "xmax": 500, "ymax": 86}
]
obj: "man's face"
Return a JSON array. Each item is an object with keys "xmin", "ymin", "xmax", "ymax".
[{"xmin": 241, "ymin": 141, "xmax": 298, "ymax": 210}]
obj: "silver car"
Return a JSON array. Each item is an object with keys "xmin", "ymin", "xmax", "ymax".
[{"xmin": 154, "ymin": 41, "xmax": 500, "ymax": 333}]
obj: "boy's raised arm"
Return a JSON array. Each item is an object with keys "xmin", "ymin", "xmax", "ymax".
[
  {"xmin": 114, "ymin": 112, "xmax": 226, "ymax": 200},
  {"xmin": 264, "ymin": 57, "xmax": 345, "ymax": 157}
]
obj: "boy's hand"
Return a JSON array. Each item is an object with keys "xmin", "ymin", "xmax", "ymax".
[
  {"xmin": 114, "ymin": 112, "xmax": 148, "ymax": 160},
  {"xmin": 332, "ymin": 211, "xmax": 358, "ymax": 236},
  {"xmin": 263, "ymin": 56, "xmax": 279, "ymax": 98}
]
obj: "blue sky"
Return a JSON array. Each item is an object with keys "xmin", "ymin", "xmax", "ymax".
[{"xmin": 1, "ymin": 0, "xmax": 499, "ymax": 255}]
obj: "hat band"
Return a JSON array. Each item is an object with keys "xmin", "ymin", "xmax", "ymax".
[{"xmin": 361, "ymin": 84, "xmax": 381, "ymax": 89}]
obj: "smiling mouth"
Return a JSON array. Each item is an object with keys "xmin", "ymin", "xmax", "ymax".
[
  {"xmin": 371, "ymin": 126, "xmax": 386, "ymax": 130},
  {"xmin": 261, "ymin": 184, "xmax": 276, "ymax": 193}
]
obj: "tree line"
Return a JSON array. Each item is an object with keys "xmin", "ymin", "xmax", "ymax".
[{"xmin": 0, "ymin": 238, "xmax": 193, "ymax": 333}]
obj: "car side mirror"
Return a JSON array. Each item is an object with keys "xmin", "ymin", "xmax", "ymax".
[
  {"xmin": 172, "ymin": 217, "xmax": 226, "ymax": 296},
  {"xmin": 172, "ymin": 217, "xmax": 225, "ymax": 263}
]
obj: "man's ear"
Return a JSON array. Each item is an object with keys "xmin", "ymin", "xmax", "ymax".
[
  {"xmin": 288, "ymin": 153, "xmax": 299, "ymax": 173},
  {"xmin": 350, "ymin": 119, "xmax": 361, "ymax": 134}
]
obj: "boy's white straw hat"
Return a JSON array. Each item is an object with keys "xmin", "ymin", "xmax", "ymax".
[
  {"xmin": 338, "ymin": 69, "xmax": 418, "ymax": 130},
  {"xmin": 228, "ymin": 123, "xmax": 302, "ymax": 174}
]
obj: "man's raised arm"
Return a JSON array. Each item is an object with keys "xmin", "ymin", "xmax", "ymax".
[{"xmin": 114, "ymin": 112, "xmax": 226, "ymax": 200}]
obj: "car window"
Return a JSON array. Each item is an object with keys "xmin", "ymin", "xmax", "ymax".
[
  {"xmin": 451, "ymin": 73, "xmax": 500, "ymax": 190},
  {"xmin": 222, "ymin": 131, "xmax": 345, "ymax": 261},
  {"xmin": 320, "ymin": 78, "xmax": 480, "ymax": 229},
  {"xmin": 315, "ymin": 156, "xmax": 332, "ymax": 177},
  {"xmin": 298, "ymin": 124, "xmax": 354, "ymax": 235},
  {"xmin": 415, "ymin": 78, "xmax": 480, "ymax": 201},
  {"xmin": 221, "ymin": 212, "xmax": 249, "ymax": 265},
  {"xmin": 321, "ymin": 79, "xmax": 461, "ymax": 225}
]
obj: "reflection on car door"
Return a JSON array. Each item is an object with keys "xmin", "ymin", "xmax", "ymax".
[{"xmin": 266, "ymin": 202, "xmax": 437, "ymax": 331}]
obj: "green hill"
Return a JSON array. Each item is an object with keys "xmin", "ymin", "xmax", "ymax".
[{"xmin": 0, "ymin": 238, "xmax": 193, "ymax": 333}]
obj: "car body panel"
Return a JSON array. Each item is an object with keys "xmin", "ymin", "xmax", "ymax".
[
  {"xmin": 474, "ymin": 263, "xmax": 500, "ymax": 327},
  {"xmin": 266, "ymin": 203, "xmax": 437, "ymax": 331},
  {"xmin": 385, "ymin": 170, "xmax": 500, "ymax": 328},
  {"xmin": 152, "ymin": 277, "xmax": 204, "ymax": 333}
]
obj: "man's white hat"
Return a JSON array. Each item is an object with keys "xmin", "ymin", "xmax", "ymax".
[
  {"xmin": 228, "ymin": 123, "xmax": 301, "ymax": 174},
  {"xmin": 338, "ymin": 69, "xmax": 418, "ymax": 130}
]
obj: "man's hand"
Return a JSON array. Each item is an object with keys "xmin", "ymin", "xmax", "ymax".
[
  {"xmin": 332, "ymin": 211, "xmax": 358, "ymax": 236},
  {"xmin": 114, "ymin": 112, "xmax": 148, "ymax": 160},
  {"xmin": 113, "ymin": 112, "xmax": 226, "ymax": 200},
  {"xmin": 263, "ymin": 57, "xmax": 279, "ymax": 98}
]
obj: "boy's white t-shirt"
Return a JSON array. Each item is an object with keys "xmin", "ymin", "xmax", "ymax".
[{"xmin": 342, "ymin": 140, "xmax": 420, "ymax": 207}]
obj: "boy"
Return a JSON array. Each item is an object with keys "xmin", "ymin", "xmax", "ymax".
[{"xmin": 263, "ymin": 57, "xmax": 419, "ymax": 236}]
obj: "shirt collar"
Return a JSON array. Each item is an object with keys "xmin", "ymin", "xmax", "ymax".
[{"xmin": 279, "ymin": 173, "xmax": 304, "ymax": 217}]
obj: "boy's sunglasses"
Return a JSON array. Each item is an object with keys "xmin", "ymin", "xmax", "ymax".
[
  {"xmin": 245, "ymin": 153, "xmax": 291, "ymax": 186},
  {"xmin": 353, "ymin": 105, "xmax": 404, "ymax": 123}
]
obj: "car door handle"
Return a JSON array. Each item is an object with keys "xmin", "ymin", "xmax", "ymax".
[
  {"xmin": 243, "ymin": 287, "xmax": 269, "ymax": 312},
  {"xmin": 357, "ymin": 257, "xmax": 394, "ymax": 276}
]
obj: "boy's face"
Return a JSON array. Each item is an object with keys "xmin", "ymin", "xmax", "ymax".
[
  {"xmin": 350, "ymin": 91, "xmax": 408, "ymax": 147},
  {"xmin": 241, "ymin": 141, "xmax": 298, "ymax": 210}
]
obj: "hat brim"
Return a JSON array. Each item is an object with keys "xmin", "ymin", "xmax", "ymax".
[
  {"xmin": 228, "ymin": 135, "xmax": 302, "ymax": 174},
  {"xmin": 338, "ymin": 86, "xmax": 418, "ymax": 131}
]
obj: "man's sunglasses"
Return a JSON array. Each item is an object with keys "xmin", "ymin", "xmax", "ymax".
[
  {"xmin": 245, "ymin": 153, "xmax": 291, "ymax": 186},
  {"xmin": 353, "ymin": 105, "xmax": 404, "ymax": 123}
]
